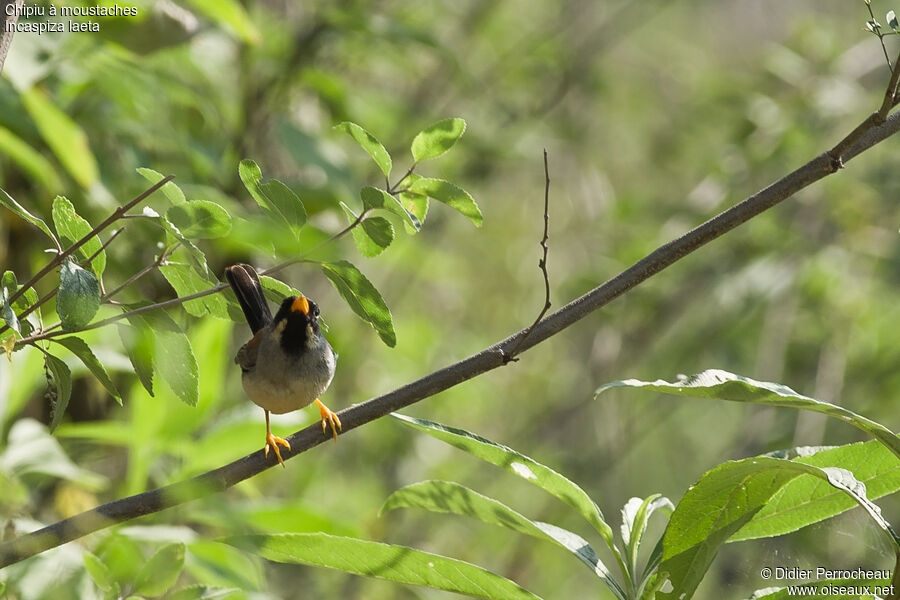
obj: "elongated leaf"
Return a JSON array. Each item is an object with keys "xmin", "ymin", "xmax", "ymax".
[
  {"xmin": 137, "ymin": 168, "xmax": 186, "ymax": 205},
  {"xmin": 128, "ymin": 309, "xmax": 198, "ymax": 407},
  {"xmin": 620, "ymin": 495, "xmax": 673, "ymax": 582},
  {"xmin": 134, "ymin": 543, "xmax": 185, "ymax": 596},
  {"xmin": 596, "ymin": 370, "xmax": 900, "ymax": 461},
  {"xmin": 21, "ymin": 87, "xmax": 98, "ymax": 189},
  {"xmin": 258, "ymin": 275, "xmax": 302, "ymax": 305},
  {"xmin": 238, "ymin": 160, "xmax": 306, "ymax": 239},
  {"xmin": 83, "ymin": 552, "xmax": 117, "ymax": 594},
  {"xmin": 335, "ymin": 122, "xmax": 392, "ymax": 178},
  {"xmin": 2, "ymin": 419, "xmax": 105, "ymax": 487},
  {"xmin": 0, "ymin": 187, "xmax": 59, "ymax": 246},
  {"xmin": 52, "ymin": 196, "xmax": 106, "ymax": 277},
  {"xmin": 222, "ymin": 533, "xmax": 542, "ymax": 599},
  {"xmin": 341, "ymin": 203, "xmax": 394, "ymax": 257},
  {"xmin": 0, "ymin": 125, "xmax": 62, "ymax": 190},
  {"xmin": 57, "ymin": 259, "xmax": 100, "ymax": 330},
  {"xmin": 321, "ymin": 260, "xmax": 395, "ymax": 346},
  {"xmin": 182, "ymin": 0, "xmax": 260, "ymax": 43},
  {"xmin": 391, "ymin": 414, "xmax": 617, "ymax": 551},
  {"xmin": 398, "ymin": 191, "xmax": 428, "ymax": 234},
  {"xmin": 1, "ymin": 271, "xmax": 20, "ymax": 335},
  {"xmin": 360, "ymin": 186, "xmax": 421, "ymax": 231},
  {"xmin": 51, "ymin": 336, "xmax": 122, "ymax": 404},
  {"xmin": 734, "ymin": 441, "xmax": 900, "ymax": 541},
  {"xmin": 44, "ymin": 352, "xmax": 72, "ymax": 432},
  {"xmin": 658, "ymin": 457, "xmax": 899, "ymax": 600},
  {"xmin": 117, "ymin": 323, "xmax": 154, "ymax": 396},
  {"xmin": 159, "ymin": 262, "xmax": 242, "ymax": 321},
  {"xmin": 382, "ymin": 480, "xmax": 625, "ymax": 598},
  {"xmin": 166, "ymin": 200, "xmax": 232, "ymax": 239},
  {"xmin": 411, "ymin": 118, "xmax": 466, "ymax": 162},
  {"xmin": 408, "ymin": 178, "xmax": 482, "ymax": 227}
]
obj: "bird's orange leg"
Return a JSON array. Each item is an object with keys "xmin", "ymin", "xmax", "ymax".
[
  {"xmin": 315, "ymin": 399, "xmax": 342, "ymax": 442},
  {"xmin": 264, "ymin": 410, "xmax": 291, "ymax": 467}
]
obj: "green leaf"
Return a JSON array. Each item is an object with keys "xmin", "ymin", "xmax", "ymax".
[
  {"xmin": 128, "ymin": 309, "xmax": 199, "ymax": 407},
  {"xmin": 391, "ymin": 414, "xmax": 617, "ymax": 553},
  {"xmin": 398, "ymin": 191, "xmax": 428, "ymax": 234},
  {"xmin": 182, "ymin": 0, "xmax": 260, "ymax": 44},
  {"xmin": 321, "ymin": 260, "xmax": 395, "ymax": 346},
  {"xmin": 117, "ymin": 323, "xmax": 154, "ymax": 396},
  {"xmin": 168, "ymin": 585, "xmax": 242, "ymax": 600},
  {"xmin": 0, "ymin": 125, "xmax": 62, "ymax": 190},
  {"xmin": 258, "ymin": 275, "xmax": 302, "ymax": 305},
  {"xmin": 3, "ymin": 419, "xmax": 106, "ymax": 487},
  {"xmin": 148, "ymin": 212, "xmax": 209, "ymax": 274},
  {"xmin": 408, "ymin": 178, "xmax": 482, "ymax": 227},
  {"xmin": 734, "ymin": 441, "xmax": 900, "ymax": 541},
  {"xmin": 596, "ymin": 370, "xmax": 900, "ymax": 461},
  {"xmin": 57, "ymin": 259, "xmax": 100, "ymax": 330},
  {"xmin": 334, "ymin": 122, "xmax": 392, "ymax": 178},
  {"xmin": 21, "ymin": 87, "xmax": 98, "ymax": 189},
  {"xmin": 0, "ymin": 187, "xmax": 59, "ymax": 246},
  {"xmin": 382, "ymin": 480, "xmax": 625, "ymax": 598},
  {"xmin": 159, "ymin": 262, "xmax": 242, "ymax": 321},
  {"xmin": 238, "ymin": 159, "xmax": 307, "ymax": 239},
  {"xmin": 222, "ymin": 533, "xmax": 543, "ymax": 599},
  {"xmin": 83, "ymin": 551, "xmax": 116, "ymax": 594},
  {"xmin": 137, "ymin": 167, "xmax": 185, "ymax": 205},
  {"xmin": 166, "ymin": 200, "xmax": 233, "ymax": 239},
  {"xmin": 620, "ymin": 495, "xmax": 673, "ymax": 584},
  {"xmin": 1, "ymin": 271, "xmax": 20, "ymax": 335},
  {"xmin": 360, "ymin": 186, "xmax": 421, "ymax": 231},
  {"xmin": 341, "ymin": 203, "xmax": 394, "ymax": 257},
  {"xmin": 51, "ymin": 336, "xmax": 122, "ymax": 404},
  {"xmin": 45, "ymin": 352, "xmax": 72, "ymax": 432},
  {"xmin": 51, "ymin": 196, "xmax": 106, "ymax": 277},
  {"xmin": 133, "ymin": 542, "xmax": 186, "ymax": 596},
  {"xmin": 410, "ymin": 117, "xmax": 466, "ymax": 162},
  {"xmin": 658, "ymin": 457, "xmax": 900, "ymax": 600}
]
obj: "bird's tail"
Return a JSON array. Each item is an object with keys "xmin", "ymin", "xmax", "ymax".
[{"xmin": 225, "ymin": 264, "xmax": 272, "ymax": 334}]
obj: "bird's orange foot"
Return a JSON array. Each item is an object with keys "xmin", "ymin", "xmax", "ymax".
[
  {"xmin": 265, "ymin": 432, "xmax": 291, "ymax": 467},
  {"xmin": 315, "ymin": 399, "xmax": 342, "ymax": 442}
]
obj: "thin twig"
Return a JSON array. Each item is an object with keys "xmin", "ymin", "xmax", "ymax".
[
  {"xmin": 865, "ymin": 0, "xmax": 894, "ymax": 72},
  {"xmin": 388, "ymin": 164, "xmax": 417, "ymax": 194},
  {"xmin": 504, "ymin": 149, "xmax": 552, "ymax": 363},
  {"xmin": 5, "ymin": 177, "xmax": 174, "ymax": 308},
  {"xmin": 3, "ymin": 97, "xmax": 900, "ymax": 569},
  {"xmin": 103, "ymin": 241, "xmax": 181, "ymax": 301}
]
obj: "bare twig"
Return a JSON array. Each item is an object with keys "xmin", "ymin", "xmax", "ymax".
[
  {"xmin": 388, "ymin": 164, "xmax": 417, "ymax": 194},
  {"xmin": 5, "ymin": 177, "xmax": 174, "ymax": 309},
  {"xmin": 3, "ymin": 101, "xmax": 900, "ymax": 568},
  {"xmin": 504, "ymin": 149, "xmax": 552, "ymax": 363}
]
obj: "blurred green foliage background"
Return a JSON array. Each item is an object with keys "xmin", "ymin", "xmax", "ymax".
[{"xmin": 1, "ymin": 0, "xmax": 899, "ymax": 598}]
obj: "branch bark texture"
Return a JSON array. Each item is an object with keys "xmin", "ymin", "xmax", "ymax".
[{"xmin": 2, "ymin": 106, "xmax": 900, "ymax": 571}]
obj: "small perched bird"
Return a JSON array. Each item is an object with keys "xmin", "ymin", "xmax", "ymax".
[{"xmin": 225, "ymin": 264, "xmax": 340, "ymax": 467}]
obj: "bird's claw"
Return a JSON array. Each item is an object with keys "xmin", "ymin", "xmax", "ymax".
[
  {"xmin": 265, "ymin": 432, "xmax": 291, "ymax": 467},
  {"xmin": 316, "ymin": 399, "xmax": 342, "ymax": 442}
]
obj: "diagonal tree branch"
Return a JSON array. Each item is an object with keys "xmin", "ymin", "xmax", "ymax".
[
  {"xmin": 0, "ymin": 0, "xmax": 23, "ymax": 75},
  {"xmin": 2, "ymin": 105, "xmax": 900, "ymax": 568}
]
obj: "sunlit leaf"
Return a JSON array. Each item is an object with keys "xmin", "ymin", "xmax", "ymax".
[
  {"xmin": 117, "ymin": 323, "xmax": 154, "ymax": 396},
  {"xmin": 0, "ymin": 125, "xmax": 62, "ymax": 190},
  {"xmin": 83, "ymin": 551, "xmax": 117, "ymax": 594},
  {"xmin": 360, "ymin": 186, "xmax": 421, "ymax": 231},
  {"xmin": 51, "ymin": 336, "xmax": 122, "ymax": 404},
  {"xmin": 21, "ymin": 87, "xmax": 98, "ymax": 189},
  {"xmin": 222, "ymin": 533, "xmax": 543, "ymax": 599},
  {"xmin": 0, "ymin": 187, "xmax": 59, "ymax": 246},
  {"xmin": 52, "ymin": 195, "xmax": 106, "ymax": 277},
  {"xmin": 137, "ymin": 167, "xmax": 185, "ymax": 205},
  {"xmin": 341, "ymin": 202, "xmax": 394, "ymax": 257},
  {"xmin": 596, "ymin": 370, "xmax": 900, "ymax": 460},
  {"xmin": 238, "ymin": 159, "xmax": 307, "ymax": 239},
  {"xmin": 410, "ymin": 118, "xmax": 466, "ymax": 162},
  {"xmin": 382, "ymin": 480, "xmax": 625, "ymax": 598},
  {"xmin": 159, "ymin": 262, "xmax": 242, "ymax": 321},
  {"xmin": 57, "ymin": 259, "xmax": 100, "ymax": 330},
  {"xmin": 167, "ymin": 200, "xmax": 233, "ymax": 239},
  {"xmin": 182, "ymin": 0, "xmax": 260, "ymax": 43},
  {"xmin": 334, "ymin": 121, "xmax": 392, "ymax": 177},
  {"xmin": 408, "ymin": 178, "xmax": 482, "ymax": 227},
  {"xmin": 321, "ymin": 260, "xmax": 395, "ymax": 346},
  {"xmin": 128, "ymin": 309, "xmax": 199, "ymax": 407}
]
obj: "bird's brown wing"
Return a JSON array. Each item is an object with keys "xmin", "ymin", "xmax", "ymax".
[{"xmin": 225, "ymin": 264, "xmax": 272, "ymax": 334}]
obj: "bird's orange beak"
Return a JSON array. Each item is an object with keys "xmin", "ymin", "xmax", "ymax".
[{"xmin": 291, "ymin": 295, "xmax": 310, "ymax": 315}]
